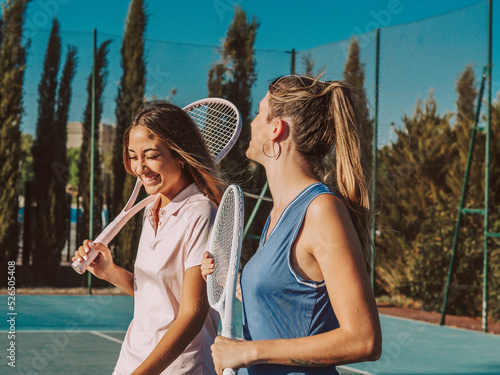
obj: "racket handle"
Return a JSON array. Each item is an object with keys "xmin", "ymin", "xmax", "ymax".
[
  {"xmin": 70, "ymin": 193, "xmax": 160, "ymax": 275},
  {"xmin": 223, "ymin": 368, "xmax": 237, "ymax": 375},
  {"xmin": 71, "ymin": 248, "xmax": 99, "ymax": 275}
]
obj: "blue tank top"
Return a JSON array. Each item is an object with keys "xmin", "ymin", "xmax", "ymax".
[{"xmin": 240, "ymin": 183, "xmax": 340, "ymax": 375}]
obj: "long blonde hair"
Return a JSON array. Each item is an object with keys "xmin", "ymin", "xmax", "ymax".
[
  {"xmin": 123, "ymin": 100, "xmax": 226, "ymax": 205},
  {"xmin": 268, "ymin": 75, "xmax": 372, "ymax": 263}
]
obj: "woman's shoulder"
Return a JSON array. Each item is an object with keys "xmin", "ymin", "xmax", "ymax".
[
  {"xmin": 307, "ymin": 191, "xmax": 350, "ymax": 224},
  {"xmin": 182, "ymin": 190, "xmax": 217, "ymax": 221}
]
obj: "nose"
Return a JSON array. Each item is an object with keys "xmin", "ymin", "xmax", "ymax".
[{"xmin": 134, "ymin": 158, "xmax": 149, "ymax": 176}]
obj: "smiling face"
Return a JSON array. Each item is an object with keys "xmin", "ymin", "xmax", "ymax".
[{"xmin": 126, "ymin": 126, "xmax": 190, "ymax": 204}]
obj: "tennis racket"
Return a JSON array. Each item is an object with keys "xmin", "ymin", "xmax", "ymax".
[
  {"xmin": 207, "ymin": 185, "xmax": 244, "ymax": 375},
  {"xmin": 71, "ymin": 98, "xmax": 242, "ymax": 274},
  {"xmin": 183, "ymin": 98, "xmax": 241, "ymax": 164}
]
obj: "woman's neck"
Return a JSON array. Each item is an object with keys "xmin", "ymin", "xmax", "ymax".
[{"xmin": 265, "ymin": 152, "xmax": 319, "ymax": 211}]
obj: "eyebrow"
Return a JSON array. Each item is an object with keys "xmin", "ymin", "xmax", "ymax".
[{"xmin": 128, "ymin": 148, "xmax": 159, "ymax": 153}]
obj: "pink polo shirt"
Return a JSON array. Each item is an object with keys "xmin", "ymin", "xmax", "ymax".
[{"xmin": 113, "ymin": 183, "xmax": 218, "ymax": 375}]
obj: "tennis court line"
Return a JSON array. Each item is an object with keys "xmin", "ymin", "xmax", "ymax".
[
  {"xmin": 337, "ymin": 365, "xmax": 376, "ymax": 375},
  {"xmin": 379, "ymin": 313, "xmax": 488, "ymax": 334},
  {"xmin": 90, "ymin": 330, "xmax": 124, "ymax": 344}
]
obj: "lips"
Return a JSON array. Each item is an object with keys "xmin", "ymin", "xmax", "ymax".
[{"xmin": 142, "ymin": 174, "xmax": 159, "ymax": 184}]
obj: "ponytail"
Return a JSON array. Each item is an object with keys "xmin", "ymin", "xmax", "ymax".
[
  {"xmin": 268, "ymin": 76, "xmax": 372, "ymax": 265},
  {"xmin": 330, "ymin": 84, "xmax": 372, "ymax": 264}
]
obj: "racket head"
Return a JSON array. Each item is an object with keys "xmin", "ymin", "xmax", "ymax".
[
  {"xmin": 183, "ymin": 98, "xmax": 241, "ymax": 164},
  {"xmin": 207, "ymin": 185, "xmax": 244, "ymax": 319}
]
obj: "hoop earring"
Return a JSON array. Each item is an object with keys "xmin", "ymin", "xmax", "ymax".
[{"xmin": 262, "ymin": 139, "xmax": 281, "ymax": 160}]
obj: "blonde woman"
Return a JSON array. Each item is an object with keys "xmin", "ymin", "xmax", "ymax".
[
  {"xmin": 202, "ymin": 76, "xmax": 382, "ymax": 375},
  {"xmin": 74, "ymin": 101, "xmax": 225, "ymax": 374}
]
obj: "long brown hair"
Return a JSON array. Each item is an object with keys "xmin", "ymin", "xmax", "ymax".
[
  {"xmin": 123, "ymin": 100, "xmax": 226, "ymax": 204},
  {"xmin": 268, "ymin": 75, "xmax": 372, "ymax": 263}
]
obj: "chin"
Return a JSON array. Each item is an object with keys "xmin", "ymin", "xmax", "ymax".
[
  {"xmin": 246, "ymin": 148, "xmax": 256, "ymax": 161},
  {"xmin": 143, "ymin": 183, "xmax": 161, "ymax": 195}
]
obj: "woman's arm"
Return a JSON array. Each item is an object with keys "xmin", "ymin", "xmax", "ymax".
[
  {"xmin": 131, "ymin": 266, "xmax": 210, "ymax": 375},
  {"xmin": 210, "ymin": 194, "xmax": 382, "ymax": 373},
  {"xmin": 73, "ymin": 241, "xmax": 135, "ymax": 296}
]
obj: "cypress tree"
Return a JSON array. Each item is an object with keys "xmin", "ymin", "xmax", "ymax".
[
  {"xmin": 52, "ymin": 46, "xmax": 77, "ymax": 253},
  {"xmin": 32, "ymin": 18, "xmax": 61, "ymax": 279},
  {"xmin": 207, "ymin": 7, "xmax": 262, "ymax": 263},
  {"xmin": 343, "ymin": 36, "xmax": 372, "ymax": 186},
  {"xmin": 343, "ymin": 37, "xmax": 366, "ymax": 95},
  {"xmin": 32, "ymin": 18, "xmax": 77, "ymax": 281},
  {"xmin": 112, "ymin": 0, "xmax": 146, "ymax": 270},
  {"xmin": 208, "ymin": 7, "xmax": 257, "ymax": 176},
  {"xmin": 0, "ymin": 0, "xmax": 28, "ymax": 276},
  {"xmin": 78, "ymin": 40, "xmax": 111, "ymax": 247},
  {"xmin": 301, "ymin": 52, "xmax": 318, "ymax": 78}
]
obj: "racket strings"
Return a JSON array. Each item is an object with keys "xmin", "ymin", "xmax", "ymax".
[
  {"xmin": 210, "ymin": 190, "xmax": 236, "ymax": 304},
  {"xmin": 187, "ymin": 103, "xmax": 238, "ymax": 159}
]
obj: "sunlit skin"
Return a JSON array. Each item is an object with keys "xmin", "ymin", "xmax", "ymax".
[
  {"xmin": 202, "ymin": 92, "xmax": 381, "ymax": 375},
  {"xmin": 126, "ymin": 126, "xmax": 192, "ymax": 208}
]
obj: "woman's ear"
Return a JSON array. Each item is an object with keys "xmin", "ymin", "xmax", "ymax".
[{"xmin": 271, "ymin": 118, "xmax": 290, "ymax": 142}]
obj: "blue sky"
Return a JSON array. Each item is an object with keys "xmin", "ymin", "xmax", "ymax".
[
  {"xmin": 23, "ymin": 0, "xmax": 493, "ymax": 50},
  {"xmin": 19, "ymin": 0, "xmax": 500, "ymax": 145}
]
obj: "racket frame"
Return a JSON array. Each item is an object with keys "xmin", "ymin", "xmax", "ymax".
[
  {"xmin": 71, "ymin": 98, "xmax": 241, "ymax": 275},
  {"xmin": 182, "ymin": 98, "xmax": 241, "ymax": 165},
  {"xmin": 207, "ymin": 185, "xmax": 244, "ymax": 375}
]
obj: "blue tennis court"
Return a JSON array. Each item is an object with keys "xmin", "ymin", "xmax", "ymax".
[{"xmin": 1, "ymin": 295, "xmax": 499, "ymax": 374}]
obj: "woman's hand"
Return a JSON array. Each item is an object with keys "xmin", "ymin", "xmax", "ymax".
[
  {"xmin": 201, "ymin": 251, "xmax": 214, "ymax": 281},
  {"xmin": 72, "ymin": 240, "xmax": 114, "ymax": 281},
  {"xmin": 211, "ymin": 336, "xmax": 254, "ymax": 375},
  {"xmin": 201, "ymin": 251, "xmax": 242, "ymax": 301}
]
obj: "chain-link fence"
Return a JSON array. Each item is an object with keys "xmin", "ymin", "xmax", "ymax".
[{"xmin": 19, "ymin": 1, "xmax": 499, "ymax": 325}]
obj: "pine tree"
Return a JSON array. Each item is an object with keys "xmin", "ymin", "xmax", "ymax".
[
  {"xmin": 111, "ymin": 0, "xmax": 146, "ymax": 270},
  {"xmin": 439, "ymin": 66, "xmax": 486, "ymax": 317},
  {"xmin": 376, "ymin": 93, "xmax": 455, "ymax": 302},
  {"xmin": 32, "ymin": 18, "xmax": 77, "ymax": 281},
  {"xmin": 446, "ymin": 65, "xmax": 482, "ymax": 201},
  {"xmin": 0, "ymin": 12, "xmax": 3, "ymax": 46},
  {"xmin": 488, "ymin": 93, "xmax": 500, "ymax": 322},
  {"xmin": 78, "ymin": 40, "xmax": 111, "ymax": 247},
  {"xmin": 0, "ymin": 0, "xmax": 28, "ymax": 276}
]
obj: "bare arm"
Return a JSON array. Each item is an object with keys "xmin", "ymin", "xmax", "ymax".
[
  {"xmin": 211, "ymin": 195, "xmax": 381, "ymax": 373},
  {"xmin": 131, "ymin": 266, "xmax": 210, "ymax": 374}
]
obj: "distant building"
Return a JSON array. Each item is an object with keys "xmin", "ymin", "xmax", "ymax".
[{"xmin": 67, "ymin": 122, "xmax": 116, "ymax": 154}]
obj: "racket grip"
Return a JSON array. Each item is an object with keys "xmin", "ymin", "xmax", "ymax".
[
  {"xmin": 71, "ymin": 248, "xmax": 99, "ymax": 275},
  {"xmin": 223, "ymin": 368, "xmax": 237, "ymax": 375}
]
